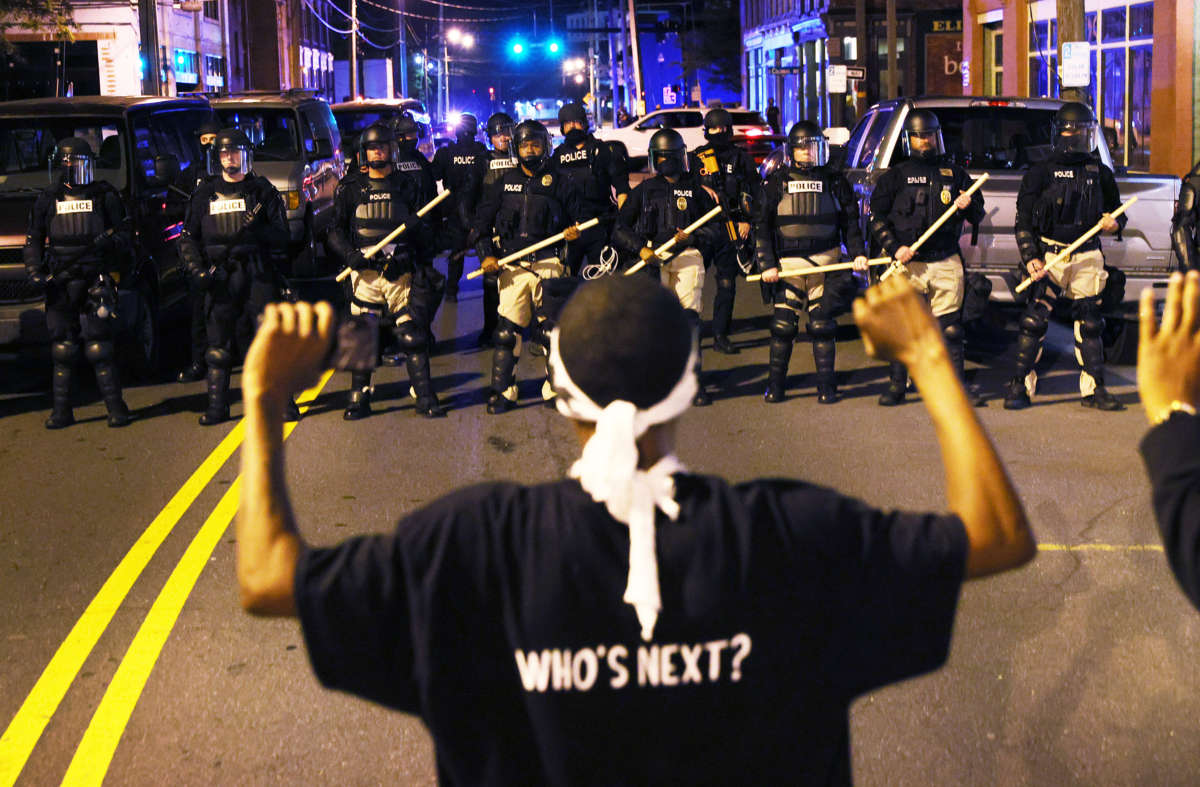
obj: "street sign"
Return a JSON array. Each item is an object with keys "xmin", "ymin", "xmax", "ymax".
[
  {"xmin": 1061, "ymin": 41, "xmax": 1091, "ymax": 87},
  {"xmin": 767, "ymin": 66, "xmax": 803, "ymax": 76},
  {"xmin": 663, "ymin": 86, "xmax": 677, "ymax": 105},
  {"xmin": 845, "ymin": 66, "xmax": 866, "ymax": 80},
  {"xmin": 826, "ymin": 65, "xmax": 848, "ymax": 94}
]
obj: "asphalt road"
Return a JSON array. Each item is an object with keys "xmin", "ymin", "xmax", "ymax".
[{"xmin": 1, "ymin": 258, "xmax": 1197, "ymax": 786}]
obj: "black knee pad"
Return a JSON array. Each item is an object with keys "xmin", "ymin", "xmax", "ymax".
[
  {"xmin": 83, "ymin": 340, "xmax": 114, "ymax": 364},
  {"xmin": 1071, "ymin": 297, "xmax": 1103, "ymax": 329},
  {"xmin": 1078, "ymin": 314, "xmax": 1104, "ymax": 339},
  {"xmin": 494, "ymin": 318, "xmax": 520, "ymax": 350},
  {"xmin": 51, "ymin": 341, "xmax": 80, "ymax": 365},
  {"xmin": 684, "ymin": 308, "xmax": 701, "ymax": 328},
  {"xmin": 396, "ymin": 322, "xmax": 428, "ymax": 353},
  {"xmin": 205, "ymin": 347, "xmax": 233, "ymax": 370},
  {"xmin": 771, "ymin": 309, "xmax": 799, "ymax": 340},
  {"xmin": 1019, "ymin": 310, "xmax": 1049, "ymax": 338},
  {"xmin": 937, "ymin": 314, "xmax": 964, "ymax": 344},
  {"xmin": 806, "ymin": 317, "xmax": 836, "ymax": 341}
]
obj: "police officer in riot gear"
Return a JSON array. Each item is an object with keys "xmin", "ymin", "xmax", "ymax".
[
  {"xmin": 326, "ymin": 123, "xmax": 445, "ymax": 419},
  {"xmin": 551, "ymin": 102, "xmax": 630, "ymax": 277},
  {"xmin": 756, "ymin": 121, "xmax": 868, "ymax": 404},
  {"xmin": 1171, "ymin": 160, "xmax": 1200, "ymax": 272},
  {"xmin": 689, "ymin": 107, "xmax": 760, "ymax": 354},
  {"xmin": 472, "ymin": 112, "xmax": 518, "ymax": 347},
  {"xmin": 1005, "ymin": 102, "xmax": 1126, "ymax": 411},
  {"xmin": 613, "ymin": 128, "xmax": 725, "ymax": 407},
  {"xmin": 24, "ymin": 137, "xmax": 133, "ymax": 429},
  {"xmin": 178, "ymin": 128, "xmax": 296, "ymax": 425},
  {"xmin": 175, "ymin": 119, "xmax": 225, "ymax": 384},
  {"xmin": 431, "ymin": 112, "xmax": 488, "ymax": 300},
  {"xmin": 474, "ymin": 119, "xmax": 584, "ymax": 414},
  {"xmin": 391, "ymin": 112, "xmax": 438, "ymax": 205},
  {"xmin": 868, "ymin": 108, "xmax": 985, "ymax": 406}
]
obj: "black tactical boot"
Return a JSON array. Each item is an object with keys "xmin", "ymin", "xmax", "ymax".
[
  {"xmin": 812, "ymin": 333, "xmax": 837, "ymax": 404},
  {"xmin": 284, "ymin": 398, "xmax": 302, "ymax": 422},
  {"xmin": 199, "ymin": 366, "xmax": 231, "ymax": 426},
  {"xmin": 878, "ymin": 363, "xmax": 908, "ymax": 406},
  {"xmin": 1003, "ymin": 377, "xmax": 1032, "ymax": 410},
  {"xmin": 712, "ymin": 334, "xmax": 739, "ymax": 355},
  {"xmin": 1082, "ymin": 386, "xmax": 1124, "ymax": 411},
  {"xmin": 343, "ymin": 371, "xmax": 373, "ymax": 420},
  {"xmin": 86, "ymin": 341, "xmax": 131, "ymax": 428},
  {"xmin": 487, "ymin": 392, "xmax": 515, "ymax": 414},
  {"xmin": 406, "ymin": 352, "xmax": 446, "ymax": 418}
]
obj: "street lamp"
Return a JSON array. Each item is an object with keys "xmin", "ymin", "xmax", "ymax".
[{"xmin": 441, "ymin": 28, "xmax": 474, "ymax": 123}]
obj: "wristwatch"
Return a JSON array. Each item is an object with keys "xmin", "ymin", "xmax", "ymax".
[{"xmin": 1150, "ymin": 400, "xmax": 1198, "ymax": 426}]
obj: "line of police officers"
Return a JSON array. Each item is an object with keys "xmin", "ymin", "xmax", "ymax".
[{"xmin": 26, "ymin": 99, "xmax": 1200, "ymax": 428}]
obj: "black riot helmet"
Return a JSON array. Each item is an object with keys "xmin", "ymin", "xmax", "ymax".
[
  {"xmin": 456, "ymin": 112, "xmax": 478, "ymax": 143},
  {"xmin": 1053, "ymin": 101, "xmax": 1098, "ymax": 157},
  {"xmin": 195, "ymin": 119, "xmax": 222, "ymax": 145},
  {"xmin": 512, "ymin": 120, "xmax": 552, "ymax": 171},
  {"xmin": 902, "ymin": 109, "xmax": 945, "ymax": 161},
  {"xmin": 703, "ymin": 107, "xmax": 734, "ymax": 147},
  {"xmin": 648, "ymin": 128, "xmax": 688, "ymax": 177},
  {"xmin": 393, "ymin": 112, "xmax": 420, "ymax": 154},
  {"xmin": 359, "ymin": 122, "xmax": 395, "ymax": 170},
  {"xmin": 786, "ymin": 120, "xmax": 827, "ymax": 169},
  {"xmin": 558, "ymin": 102, "xmax": 589, "ymax": 141},
  {"xmin": 51, "ymin": 136, "xmax": 95, "ymax": 186},
  {"xmin": 486, "ymin": 112, "xmax": 514, "ymax": 151},
  {"xmin": 212, "ymin": 127, "xmax": 253, "ymax": 177}
]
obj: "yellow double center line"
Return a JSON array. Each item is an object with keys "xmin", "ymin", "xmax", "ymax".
[{"xmin": 0, "ymin": 370, "xmax": 332, "ymax": 786}]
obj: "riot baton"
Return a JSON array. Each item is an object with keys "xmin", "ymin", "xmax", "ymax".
[
  {"xmin": 623, "ymin": 204, "xmax": 724, "ymax": 277},
  {"xmin": 466, "ymin": 217, "xmax": 601, "ymax": 280},
  {"xmin": 880, "ymin": 172, "xmax": 991, "ymax": 282},
  {"xmin": 1013, "ymin": 196, "xmax": 1138, "ymax": 294},
  {"xmin": 335, "ymin": 189, "xmax": 453, "ymax": 283},
  {"xmin": 746, "ymin": 255, "xmax": 893, "ymax": 282}
]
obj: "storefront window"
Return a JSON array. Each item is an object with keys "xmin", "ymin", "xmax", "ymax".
[
  {"xmin": 1102, "ymin": 8, "xmax": 1126, "ymax": 43},
  {"xmin": 1101, "ymin": 48, "xmax": 1125, "ymax": 158},
  {"xmin": 1085, "ymin": 12, "xmax": 1097, "ymax": 42},
  {"xmin": 1129, "ymin": 3, "xmax": 1153, "ymax": 37},
  {"xmin": 1129, "ymin": 45, "xmax": 1151, "ymax": 170}
]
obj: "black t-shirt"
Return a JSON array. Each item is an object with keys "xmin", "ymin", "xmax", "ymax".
[{"xmin": 296, "ymin": 474, "xmax": 967, "ymax": 786}]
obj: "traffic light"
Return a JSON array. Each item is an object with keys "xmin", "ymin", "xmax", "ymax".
[
  {"xmin": 547, "ymin": 40, "xmax": 561, "ymax": 55},
  {"xmin": 509, "ymin": 40, "xmax": 526, "ymax": 58}
]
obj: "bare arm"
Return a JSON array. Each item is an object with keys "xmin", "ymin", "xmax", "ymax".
[
  {"xmin": 853, "ymin": 277, "xmax": 1035, "ymax": 578},
  {"xmin": 236, "ymin": 301, "xmax": 335, "ymax": 616}
]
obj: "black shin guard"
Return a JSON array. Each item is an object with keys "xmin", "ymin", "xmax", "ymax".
[
  {"xmin": 84, "ymin": 340, "xmax": 131, "ymax": 426},
  {"xmin": 200, "ymin": 347, "xmax": 232, "ymax": 425},
  {"xmin": 766, "ymin": 309, "xmax": 798, "ymax": 401},
  {"xmin": 46, "ymin": 340, "xmax": 80, "ymax": 428}
]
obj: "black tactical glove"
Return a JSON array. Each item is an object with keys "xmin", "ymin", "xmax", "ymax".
[
  {"xmin": 27, "ymin": 267, "xmax": 50, "ymax": 287},
  {"xmin": 348, "ymin": 250, "xmax": 368, "ymax": 271},
  {"xmin": 193, "ymin": 266, "xmax": 214, "ymax": 290},
  {"xmin": 382, "ymin": 250, "xmax": 414, "ymax": 282}
]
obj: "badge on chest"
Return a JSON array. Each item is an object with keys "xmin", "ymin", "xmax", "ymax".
[
  {"xmin": 210, "ymin": 197, "xmax": 247, "ymax": 215},
  {"xmin": 56, "ymin": 199, "xmax": 94, "ymax": 214},
  {"xmin": 787, "ymin": 180, "xmax": 823, "ymax": 194}
]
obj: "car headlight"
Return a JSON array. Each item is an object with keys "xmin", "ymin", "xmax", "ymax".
[{"xmin": 283, "ymin": 189, "xmax": 303, "ymax": 211}]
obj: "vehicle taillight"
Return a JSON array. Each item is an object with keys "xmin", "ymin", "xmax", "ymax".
[{"xmin": 744, "ymin": 128, "xmax": 764, "ymax": 137}]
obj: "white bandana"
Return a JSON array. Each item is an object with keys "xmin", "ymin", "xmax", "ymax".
[{"xmin": 549, "ymin": 327, "xmax": 698, "ymax": 640}]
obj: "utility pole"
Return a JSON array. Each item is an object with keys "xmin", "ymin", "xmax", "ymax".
[
  {"xmin": 854, "ymin": 0, "xmax": 865, "ymax": 117},
  {"xmin": 627, "ymin": 0, "xmax": 643, "ymax": 115},
  {"xmin": 1056, "ymin": 0, "xmax": 1087, "ymax": 104},
  {"xmin": 350, "ymin": 0, "xmax": 359, "ymax": 99},
  {"xmin": 438, "ymin": 1, "xmax": 445, "ymax": 120},
  {"xmin": 885, "ymin": 0, "xmax": 897, "ymax": 100},
  {"xmin": 137, "ymin": 0, "xmax": 161, "ymax": 95},
  {"xmin": 397, "ymin": 0, "xmax": 408, "ymax": 97}
]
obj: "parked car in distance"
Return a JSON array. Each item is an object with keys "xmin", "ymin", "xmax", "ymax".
[
  {"xmin": 596, "ymin": 106, "xmax": 779, "ymax": 169},
  {"xmin": 211, "ymin": 89, "xmax": 344, "ymax": 279},
  {"xmin": 0, "ymin": 95, "xmax": 216, "ymax": 376},
  {"xmin": 332, "ymin": 97, "xmax": 434, "ymax": 160}
]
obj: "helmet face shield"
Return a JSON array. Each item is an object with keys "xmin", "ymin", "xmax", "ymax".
[
  {"xmin": 788, "ymin": 136, "xmax": 827, "ymax": 169},
  {"xmin": 649, "ymin": 149, "xmax": 688, "ymax": 176},
  {"xmin": 216, "ymin": 143, "xmax": 252, "ymax": 177},
  {"xmin": 903, "ymin": 128, "xmax": 945, "ymax": 160},
  {"xmin": 58, "ymin": 154, "xmax": 94, "ymax": 186},
  {"xmin": 512, "ymin": 122, "xmax": 551, "ymax": 170},
  {"xmin": 1054, "ymin": 119, "xmax": 1097, "ymax": 155}
]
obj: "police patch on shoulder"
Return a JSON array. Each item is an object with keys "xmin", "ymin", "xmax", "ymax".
[
  {"xmin": 541, "ymin": 174, "xmax": 553, "ymax": 186},
  {"xmin": 940, "ymin": 168, "xmax": 954, "ymax": 177},
  {"xmin": 55, "ymin": 199, "xmax": 94, "ymax": 214},
  {"xmin": 787, "ymin": 180, "xmax": 823, "ymax": 193},
  {"xmin": 210, "ymin": 197, "xmax": 247, "ymax": 214},
  {"xmin": 676, "ymin": 196, "xmax": 688, "ymax": 211}
]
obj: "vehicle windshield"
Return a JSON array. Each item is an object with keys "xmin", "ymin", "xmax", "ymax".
[
  {"xmin": 0, "ymin": 117, "xmax": 125, "ymax": 192},
  {"xmin": 214, "ymin": 107, "xmax": 300, "ymax": 161},
  {"xmin": 334, "ymin": 110, "xmax": 398, "ymax": 138},
  {"xmin": 906, "ymin": 106, "xmax": 1060, "ymax": 171},
  {"xmin": 729, "ymin": 111, "xmax": 768, "ymax": 126}
]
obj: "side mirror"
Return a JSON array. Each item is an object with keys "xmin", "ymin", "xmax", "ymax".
[
  {"xmin": 144, "ymin": 153, "xmax": 180, "ymax": 187},
  {"xmin": 309, "ymin": 138, "xmax": 333, "ymax": 161}
]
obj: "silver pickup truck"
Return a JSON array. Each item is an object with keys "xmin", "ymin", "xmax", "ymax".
[{"xmin": 763, "ymin": 96, "xmax": 1180, "ymax": 360}]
